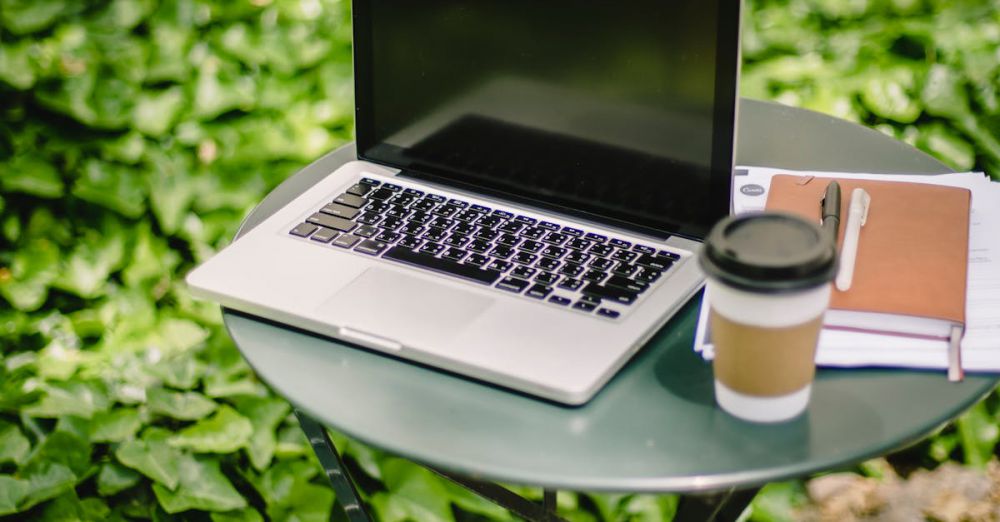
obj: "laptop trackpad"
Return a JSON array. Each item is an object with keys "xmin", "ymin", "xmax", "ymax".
[{"xmin": 317, "ymin": 267, "xmax": 495, "ymax": 349}]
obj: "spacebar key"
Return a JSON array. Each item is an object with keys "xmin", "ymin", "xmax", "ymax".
[{"xmin": 382, "ymin": 247, "xmax": 502, "ymax": 285}]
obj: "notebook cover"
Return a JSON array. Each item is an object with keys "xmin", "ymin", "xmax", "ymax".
[{"xmin": 765, "ymin": 174, "xmax": 969, "ymax": 328}]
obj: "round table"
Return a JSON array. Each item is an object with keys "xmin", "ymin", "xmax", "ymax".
[{"xmin": 225, "ymin": 99, "xmax": 997, "ymax": 498}]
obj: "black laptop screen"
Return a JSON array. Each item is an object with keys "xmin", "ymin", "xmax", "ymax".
[{"xmin": 354, "ymin": 1, "xmax": 740, "ymax": 239}]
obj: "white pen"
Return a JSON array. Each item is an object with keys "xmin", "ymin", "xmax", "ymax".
[{"xmin": 835, "ymin": 188, "xmax": 871, "ymax": 292}]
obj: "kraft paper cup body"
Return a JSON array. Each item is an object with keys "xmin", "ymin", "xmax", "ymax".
[{"xmin": 708, "ymin": 279, "xmax": 831, "ymax": 423}]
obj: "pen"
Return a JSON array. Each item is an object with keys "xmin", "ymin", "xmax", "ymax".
[
  {"xmin": 835, "ymin": 188, "xmax": 871, "ymax": 292},
  {"xmin": 821, "ymin": 181, "xmax": 841, "ymax": 243}
]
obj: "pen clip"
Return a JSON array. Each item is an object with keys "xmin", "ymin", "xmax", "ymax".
[{"xmin": 851, "ymin": 188, "xmax": 871, "ymax": 226}]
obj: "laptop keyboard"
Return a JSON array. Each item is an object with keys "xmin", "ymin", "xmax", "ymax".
[{"xmin": 288, "ymin": 177, "xmax": 680, "ymax": 320}]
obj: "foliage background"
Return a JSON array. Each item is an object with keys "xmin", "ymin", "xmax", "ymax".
[{"xmin": 0, "ymin": 0, "xmax": 998, "ymax": 520}]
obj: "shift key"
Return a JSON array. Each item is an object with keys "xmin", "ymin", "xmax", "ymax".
[{"xmin": 307, "ymin": 212, "xmax": 356, "ymax": 232}]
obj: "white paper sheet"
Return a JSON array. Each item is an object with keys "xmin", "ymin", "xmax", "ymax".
[{"xmin": 694, "ymin": 167, "xmax": 1000, "ymax": 371}]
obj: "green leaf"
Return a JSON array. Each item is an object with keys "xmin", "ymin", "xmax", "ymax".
[
  {"xmin": 251, "ymin": 459, "xmax": 319, "ymax": 505},
  {"xmin": 375, "ymin": 458, "xmax": 454, "ymax": 522},
  {"xmin": 748, "ymin": 481, "xmax": 806, "ymax": 522},
  {"xmin": 0, "ymin": 422, "xmax": 31, "ymax": 466},
  {"xmin": 89, "ymin": 408, "xmax": 142, "ymax": 443},
  {"xmin": 861, "ymin": 75, "xmax": 920, "ymax": 124},
  {"xmin": 210, "ymin": 507, "xmax": 265, "ymax": 522},
  {"xmin": 0, "ymin": 154, "xmax": 64, "ymax": 198},
  {"xmin": 150, "ymin": 355, "xmax": 204, "ymax": 390},
  {"xmin": 231, "ymin": 396, "xmax": 290, "ymax": 471},
  {"xmin": 115, "ymin": 437, "xmax": 182, "ymax": 489},
  {"xmin": 94, "ymin": 0, "xmax": 157, "ymax": 30},
  {"xmin": 0, "ymin": 40, "xmax": 36, "ymax": 89},
  {"xmin": 52, "ymin": 220, "xmax": 127, "ymax": 299},
  {"xmin": 147, "ymin": 387, "xmax": 217, "ymax": 421},
  {"xmin": 146, "ymin": 23, "xmax": 192, "ymax": 83},
  {"xmin": 122, "ymin": 223, "xmax": 180, "ymax": 288},
  {"xmin": 152, "ymin": 456, "xmax": 248, "ymax": 513},
  {"xmin": 146, "ymin": 150, "xmax": 195, "ymax": 234},
  {"xmin": 0, "ymin": 238, "xmax": 60, "ymax": 311},
  {"xmin": 133, "ymin": 87, "xmax": 187, "ymax": 137},
  {"xmin": 169, "ymin": 405, "xmax": 253, "ymax": 453},
  {"xmin": 38, "ymin": 491, "xmax": 111, "ymax": 522},
  {"xmin": 23, "ymin": 380, "xmax": 111, "ymax": 419},
  {"xmin": 956, "ymin": 401, "xmax": 999, "ymax": 468},
  {"xmin": 71, "ymin": 159, "xmax": 147, "ymax": 218},
  {"xmin": 192, "ymin": 55, "xmax": 256, "ymax": 120},
  {"xmin": 265, "ymin": 480, "xmax": 333, "ymax": 522},
  {"xmin": 922, "ymin": 64, "xmax": 971, "ymax": 119},
  {"xmin": 23, "ymin": 430, "xmax": 92, "ymax": 477},
  {"xmin": 97, "ymin": 462, "xmax": 141, "ymax": 497},
  {"xmin": 0, "ymin": 0, "xmax": 75, "ymax": 35},
  {"xmin": 19, "ymin": 462, "xmax": 78, "ymax": 511},
  {"xmin": 917, "ymin": 123, "xmax": 976, "ymax": 171},
  {"xmin": 0, "ymin": 475, "xmax": 30, "ymax": 516}
]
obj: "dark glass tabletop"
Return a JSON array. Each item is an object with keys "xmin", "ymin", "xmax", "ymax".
[{"xmin": 224, "ymin": 99, "xmax": 997, "ymax": 493}]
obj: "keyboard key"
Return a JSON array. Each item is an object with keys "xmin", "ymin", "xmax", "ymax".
[
  {"xmin": 609, "ymin": 238, "xmax": 631, "ymax": 249},
  {"xmin": 410, "ymin": 211, "xmax": 433, "ymax": 224},
  {"xmin": 455, "ymin": 210, "xmax": 481, "ymax": 223},
  {"xmin": 332, "ymin": 234, "xmax": 361, "ymax": 248},
  {"xmin": 397, "ymin": 235, "xmax": 422, "ymax": 249},
  {"xmin": 360, "ymin": 177, "xmax": 380, "ymax": 186},
  {"xmin": 633, "ymin": 244, "xmax": 656, "ymax": 254},
  {"xmin": 513, "ymin": 252, "xmax": 537, "ymax": 265},
  {"xmin": 476, "ymin": 228, "xmax": 499, "ymax": 241},
  {"xmin": 493, "ymin": 210, "xmax": 514, "ymax": 219},
  {"xmin": 635, "ymin": 268, "xmax": 662, "ymax": 283},
  {"xmin": 497, "ymin": 277, "xmax": 530, "ymax": 293},
  {"xmin": 498, "ymin": 221, "xmax": 525, "ymax": 234},
  {"xmin": 386, "ymin": 206, "xmax": 412, "ymax": 219},
  {"xmin": 565, "ymin": 251, "xmax": 590, "ymax": 265},
  {"xmin": 420, "ymin": 242, "xmax": 445, "ymax": 255},
  {"xmin": 606, "ymin": 275, "xmax": 650, "ymax": 293},
  {"xmin": 366, "ymin": 188, "xmax": 394, "ymax": 201},
  {"xmin": 453, "ymin": 223, "xmax": 477, "ymax": 235},
  {"xmin": 635, "ymin": 254, "xmax": 676, "ymax": 271},
  {"xmin": 366, "ymin": 201, "xmax": 390, "ymax": 213},
  {"xmin": 658, "ymin": 250, "xmax": 682, "ymax": 260},
  {"xmin": 381, "ymin": 217, "xmax": 405, "ymax": 230},
  {"xmin": 567, "ymin": 238, "xmax": 592, "ymax": 251},
  {"xmin": 321, "ymin": 203, "xmax": 360, "ymax": 220},
  {"xmin": 543, "ymin": 232, "xmax": 569, "ymax": 245},
  {"xmin": 538, "ymin": 257, "xmax": 561, "ymax": 272},
  {"xmin": 558, "ymin": 278, "xmax": 583, "ymax": 291},
  {"xmin": 515, "ymin": 215, "xmax": 537, "ymax": 225},
  {"xmin": 538, "ymin": 221, "xmax": 560, "ymax": 231},
  {"xmin": 520, "ymin": 240, "xmax": 544, "ymax": 253},
  {"xmin": 491, "ymin": 245, "xmax": 515, "ymax": 259},
  {"xmin": 389, "ymin": 194, "xmax": 416, "ymax": 206},
  {"xmin": 430, "ymin": 217, "xmax": 453, "ymax": 229},
  {"xmin": 382, "ymin": 183, "xmax": 402, "ymax": 192},
  {"xmin": 512, "ymin": 265, "xmax": 537, "ymax": 279},
  {"xmin": 470, "ymin": 204, "xmax": 491, "ymax": 213},
  {"xmin": 442, "ymin": 247, "xmax": 468, "ymax": 261},
  {"xmin": 468, "ymin": 240, "xmax": 491, "ymax": 253},
  {"xmin": 334, "ymin": 193, "xmax": 368, "ymax": 208},
  {"xmin": 355, "ymin": 239, "xmax": 388, "ymax": 256},
  {"xmin": 357, "ymin": 212, "xmax": 383, "ymax": 225},
  {"xmin": 290, "ymin": 223, "xmax": 318, "ymax": 237},
  {"xmin": 561, "ymin": 227, "xmax": 583, "ymax": 237},
  {"xmin": 448, "ymin": 199, "xmax": 469, "ymax": 208},
  {"xmin": 581, "ymin": 282, "xmax": 638, "ymax": 305},
  {"xmin": 612, "ymin": 262, "xmax": 637, "ymax": 277},
  {"xmin": 403, "ymin": 187, "xmax": 424, "ymax": 196},
  {"xmin": 573, "ymin": 300, "xmax": 597, "ymax": 312},
  {"xmin": 583, "ymin": 269, "xmax": 608, "ymax": 283},
  {"xmin": 521, "ymin": 227, "xmax": 546, "ymax": 239},
  {"xmin": 310, "ymin": 226, "xmax": 338, "ymax": 243},
  {"xmin": 375, "ymin": 230, "xmax": 400, "ymax": 243},
  {"xmin": 477, "ymin": 215, "xmax": 504, "ymax": 228},
  {"xmin": 444, "ymin": 234, "xmax": 470, "ymax": 247},
  {"xmin": 433, "ymin": 205, "xmax": 459, "ymax": 218},
  {"xmin": 487, "ymin": 260, "xmax": 513, "ymax": 272},
  {"xmin": 426, "ymin": 193, "xmax": 447, "ymax": 203},
  {"xmin": 423, "ymin": 227, "xmax": 447, "ymax": 242},
  {"xmin": 612, "ymin": 250, "xmax": 638, "ymax": 263},
  {"xmin": 549, "ymin": 295, "xmax": 571, "ymax": 306},
  {"xmin": 526, "ymin": 284, "xmax": 552, "ymax": 299},
  {"xmin": 535, "ymin": 271, "xmax": 559, "ymax": 285},
  {"xmin": 597, "ymin": 308, "xmax": 621, "ymax": 319},
  {"xmin": 401, "ymin": 222, "xmax": 424, "ymax": 235},
  {"xmin": 347, "ymin": 183, "xmax": 373, "ymax": 196},
  {"xmin": 540, "ymin": 246, "xmax": 566, "ymax": 259},
  {"xmin": 465, "ymin": 253, "xmax": 490, "ymax": 266},
  {"xmin": 590, "ymin": 258, "xmax": 614, "ymax": 271},
  {"xmin": 585, "ymin": 232, "xmax": 607, "ymax": 243},
  {"xmin": 413, "ymin": 199, "xmax": 437, "ymax": 211},
  {"xmin": 589, "ymin": 244, "xmax": 614, "ymax": 257},
  {"xmin": 307, "ymin": 213, "xmax": 357, "ymax": 232},
  {"xmin": 354, "ymin": 225, "xmax": 378, "ymax": 238},
  {"xmin": 560, "ymin": 263, "xmax": 584, "ymax": 277},
  {"xmin": 497, "ymin": 234, "xmax": 521, "ymax": 247}
]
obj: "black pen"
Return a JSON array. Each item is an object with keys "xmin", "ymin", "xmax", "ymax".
[{"xmin": 821, "ymin": 180, "xmax": 841, "ymax": 242}]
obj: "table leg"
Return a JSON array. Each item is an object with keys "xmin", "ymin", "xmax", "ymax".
[
  {"xmin": 429, "ymin": 467, "xmax": 570, "ymax": 522},
  {"xmin": 296, "ymin": 411, "xmax": 372, "ymax": 522},
  {"xmin": 673, "ymin": 487, "xmax": 760, "ymax": 522}
]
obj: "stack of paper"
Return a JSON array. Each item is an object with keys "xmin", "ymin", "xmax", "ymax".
[{"xmin": 693, "ymin": 166, "xmax": 1000, "ymax": 372}]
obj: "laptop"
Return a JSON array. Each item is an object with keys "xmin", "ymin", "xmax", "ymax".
[{"xmin": 186, "ymin": 0, "xmax": 742, "ymax": 405}]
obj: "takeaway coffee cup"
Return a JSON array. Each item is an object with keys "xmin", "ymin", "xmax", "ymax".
[{"xmin": 699, "ymin": 213, "xmax": 838, "ymax": 423}]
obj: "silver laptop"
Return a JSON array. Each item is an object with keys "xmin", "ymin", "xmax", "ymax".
[{"xmin": 187, "ymin": 0, "xmax": 742, "ymax": 405}]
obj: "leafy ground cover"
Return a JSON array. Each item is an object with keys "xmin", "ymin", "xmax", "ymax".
[{"xmin": 0, "ymin": 0, "xmax": 998, "ymax": 521}]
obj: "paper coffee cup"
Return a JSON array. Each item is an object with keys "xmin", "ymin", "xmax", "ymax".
[{"xmin": 699, "ymin": 213, "xmax": 838, "ymax": 423}]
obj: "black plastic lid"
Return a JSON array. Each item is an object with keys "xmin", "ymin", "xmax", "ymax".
[{"xmin": 699, "ymin": 212, "xmax": 838, "ymax": 293}]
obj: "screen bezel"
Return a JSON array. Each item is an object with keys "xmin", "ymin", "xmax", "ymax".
[{"xmin": 352, "ymin": 1, "xmax": 741, "ymax": 241}]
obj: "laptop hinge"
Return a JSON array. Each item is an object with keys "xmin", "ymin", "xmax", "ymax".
[{"xmin": 339, "ymin": 326, "xmax": 403, "ymax": 352}]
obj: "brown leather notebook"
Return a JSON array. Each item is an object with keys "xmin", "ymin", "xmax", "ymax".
[{"xmin": 765, "ymin": 174, "xmax": 970, "ymax": 341}]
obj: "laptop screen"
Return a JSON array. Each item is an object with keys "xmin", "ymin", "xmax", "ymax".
[{"xmin": 354, "ymin": 1, "xmax": 740, "ymax": 239}]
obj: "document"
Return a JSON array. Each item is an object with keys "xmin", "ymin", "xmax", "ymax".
[{"xmin": 695, "ymin": 167, "xmax": 1000, "ymax": 371}]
